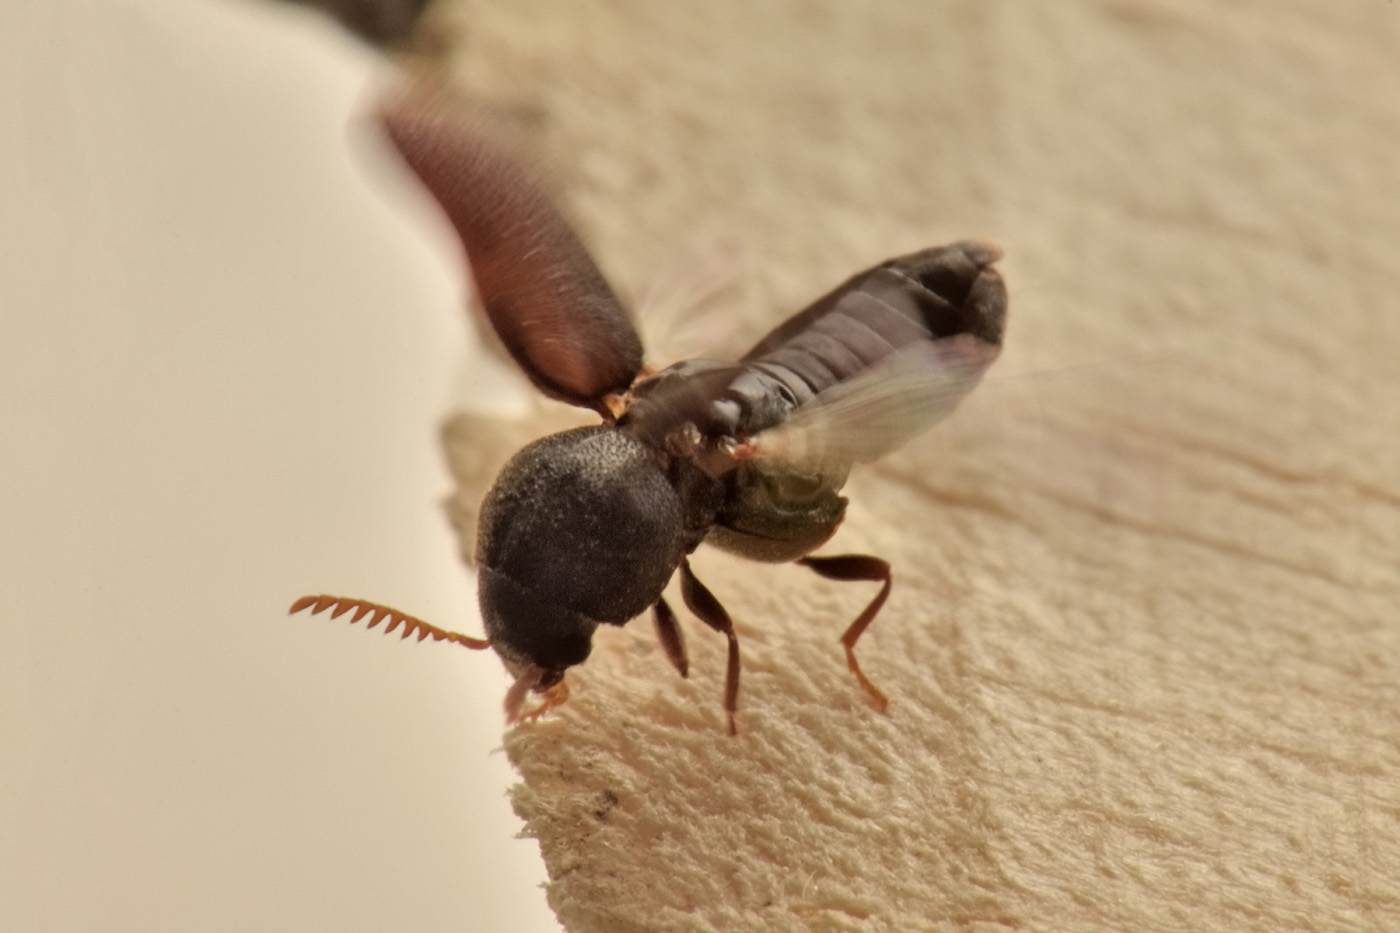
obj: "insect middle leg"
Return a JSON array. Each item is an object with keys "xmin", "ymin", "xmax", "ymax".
[
  {"xmin": 797, "ymin": 554, "xmax": 892, "ymax": 712},
  {"xmin": 652, "ymin": 596, "xmax": 689, "ymax": 678},
  {"xmin": 679, "ymin": 558, "xmax": 742, "ymax": 736}
]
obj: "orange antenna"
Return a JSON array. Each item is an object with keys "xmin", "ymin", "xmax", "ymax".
[{"xmin": 288, "ymin": 595, "xmax": 490, "ymax": 650}]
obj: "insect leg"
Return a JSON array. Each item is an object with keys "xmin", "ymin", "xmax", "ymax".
[
  {"xmin": 516, "ymin": 679, "xmax": 571, "ymax": 724},
  {"xmin": 652, "ymin": 596, "xmax": 689, "ymax": 678},
  {"xmin": 678, "ymin": 559, "xmax": 741, "ymax": 736},
  {"xmin": 504, "ymin": 665, "xmax": 572, "ymax": 725},
  {"xmin": 796, "ymin": 555, "xmax": 893, "ymax": 712}
]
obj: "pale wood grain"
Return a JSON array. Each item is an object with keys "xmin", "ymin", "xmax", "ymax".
[{"xmin": 436, "ymin": 2, "xmax": 1400, "ymax": 930}]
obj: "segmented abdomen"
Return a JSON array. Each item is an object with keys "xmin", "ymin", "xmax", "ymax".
[{"xmin": 725, "ymin": 241, "xmax": 1006, "ymax": 433}]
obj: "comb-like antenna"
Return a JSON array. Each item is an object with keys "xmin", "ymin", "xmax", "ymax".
[{"xmin": 288, "ymin": 595, "xmax": 490, "ymax": 650}]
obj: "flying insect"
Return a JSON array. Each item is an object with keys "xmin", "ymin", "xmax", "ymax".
[{"xmin": 293, "ymin": 90, "xmax": 1007, "ymax": 735}]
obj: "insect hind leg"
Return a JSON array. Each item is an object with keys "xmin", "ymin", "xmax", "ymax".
[{"xmin": 797, "ymin": 554, "xmax": 892, "ymax": 712}]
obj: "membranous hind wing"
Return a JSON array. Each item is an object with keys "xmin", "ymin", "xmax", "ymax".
[{"xmin": 740, "ymin": 335, "xmax": 1001, "ymax": 472}]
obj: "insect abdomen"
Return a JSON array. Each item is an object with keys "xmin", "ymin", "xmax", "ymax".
[{"xmin": 739, "ymin": 241, "xmax": 1006, "ymax": 409}]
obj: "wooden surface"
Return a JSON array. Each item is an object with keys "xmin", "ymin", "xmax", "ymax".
[{"xmin": 433, "ymin": 2, "xmax": 1400, "ymax": 930}]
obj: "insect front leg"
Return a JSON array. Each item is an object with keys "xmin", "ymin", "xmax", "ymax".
[
  {"xmin": 678, "ymin": 558, "xmax": 742, "ymax": 736},
  {"xmin": 797, "ymin": 554, "xmax": 892, "ymax": 712}
]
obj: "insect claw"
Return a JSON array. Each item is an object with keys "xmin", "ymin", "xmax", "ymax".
[{"xmin": 507, "ymin": 674, "xmax": 571, "ymax": 725}]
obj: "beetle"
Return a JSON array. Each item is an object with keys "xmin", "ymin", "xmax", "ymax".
[{"xmin": 293, "ymin": 89, "xmax": 1007, "ymax": 735}]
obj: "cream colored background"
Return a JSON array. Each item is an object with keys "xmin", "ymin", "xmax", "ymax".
[{"xmin": 1, "ymin": 1, "xmax": 556, "ymax": 931}]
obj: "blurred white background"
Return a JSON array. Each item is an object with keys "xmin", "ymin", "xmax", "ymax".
[{"xmin": 0, "ymin": 0, "xmax": 559, "ymax": 929}]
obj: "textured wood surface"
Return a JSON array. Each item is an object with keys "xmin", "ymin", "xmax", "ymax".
[{"xmin": 435, "ymin": 2, "xmax": 1400, "ymax": 930}]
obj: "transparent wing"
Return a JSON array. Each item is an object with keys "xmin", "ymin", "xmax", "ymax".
[
  {"xmin": 633, "ymin": 237, "xmax": 748, "ymax": 367},
  {"xmin": 743, "ymin": 335, "xmax": 1000, "ymax": 471}
]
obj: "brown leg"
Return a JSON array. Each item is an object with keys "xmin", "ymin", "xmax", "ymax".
[
  {"xmin": 797, "ymin": 554, "xmax": 892, "ymax": 712},
  {"xmin": 679, "ymin": 558, "xmax": 741, "ymax": 736},
  {"xmin": 517, "ymin": 679, "xmax": 571, "ymax": 723},
  {"xmin": 652, "ymin": 596, "xmax": 689, "ymax": 678},
  {"xmin": 504, "ymin": 665, "xmax": 573, "ymax": 725}
]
